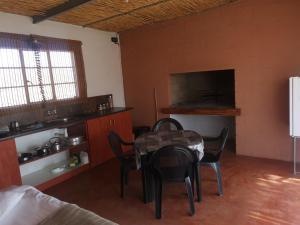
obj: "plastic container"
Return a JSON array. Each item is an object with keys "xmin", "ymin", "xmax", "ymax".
[{"xmin": 80, "ymin": 151, "xmax": 89, "ymax": 164}]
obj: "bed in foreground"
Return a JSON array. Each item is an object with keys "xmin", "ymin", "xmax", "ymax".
[{"xmin": 0, "ymin": 185, "xmax": 118, "ymax": 225}]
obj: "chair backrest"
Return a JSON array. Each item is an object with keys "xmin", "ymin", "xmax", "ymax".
[
  {"xmin": 149, "ymin": 145, "xmax": 197, "ymax": 182},
  {"xmin": 107, "ymin": 131, "xmax": 124, "ymax": 159},
  {"xmin": 219, "ymin": 128, "xmax": 229, "ymax": 151},
  {"xmin": 152, "ymin": 118, "xmax": 183, "ymax": 132},
  {"xmin": 215, "ymin": 128, "xmax": 229, "ymax": 159}
]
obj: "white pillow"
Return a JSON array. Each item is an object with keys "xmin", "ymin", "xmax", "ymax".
[{"xmin": 0, "ymin": 186, "xmax": 25, "ymax": 220}]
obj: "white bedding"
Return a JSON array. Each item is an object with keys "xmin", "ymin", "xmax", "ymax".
[{"xmin": 0, "ymin": 185, "xmax": 66, "ymax": 225}]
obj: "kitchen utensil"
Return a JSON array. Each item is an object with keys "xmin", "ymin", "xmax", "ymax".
[
  {"xmin": 33, "ymin": 145, "xmax": 50, "ymax": 157},
  {"xmin": 18, "ymin": 152, "xmax": 33, "ymax": 163},
  {"xmin": 9, "ymin": 121, "xmax": 20, "ymax": 132},
  {"xmin": 52, "ymin": 141, "xmax": 62, "ymax": 152},
  {"xmin": 49, "ymin": 137, "xmax": 65, "ymax": 152},
  {"xmin": 68, "ymin": 136, "xmax": 84, "ymax": 146},
  {"xmin": 80, "ymin": 151, "xmax": 89, "ymax": 164}
]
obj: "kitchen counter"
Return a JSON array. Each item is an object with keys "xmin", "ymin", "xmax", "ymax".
[{"xmin": 0, "ymin": 107, "xmax": 133, "ymax": 142}]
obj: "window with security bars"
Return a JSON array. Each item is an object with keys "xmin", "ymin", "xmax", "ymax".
[{"xmin": 0, "ymin": 33, "xmax": 87, "ymax": 112}]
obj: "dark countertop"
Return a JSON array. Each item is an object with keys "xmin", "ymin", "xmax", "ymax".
[{"xmin": 0, "ymin": 107, "xmax": 133, "ymax": 142}]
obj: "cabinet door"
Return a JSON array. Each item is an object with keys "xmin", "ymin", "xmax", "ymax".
[
  {"xmin": 87, "ymin": 118, "xmax": 104, "ymax": 167},
  {"xmin": 87, "ymin": 116, "xmax": 114, "ymax": 167},
  {"xmin": 111, "ymin": 111, "xmax": 133, "ymax": 152},
  {"xmin": 87, "ymin": 111, "xmax": 134, "ymax": 167},
  {"xmin": 0, "ymin": 139, "xmax": 21, "ymax": 189},
  {"xmin": 98, "ymin": 116, "xmax": 115, "ymax": 163},
  {"xmin": 115, "ymin": 111, "xmax": 133, "ymax": 143}
]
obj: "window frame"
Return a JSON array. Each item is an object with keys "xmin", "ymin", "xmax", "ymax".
[{"xmin": 0, "ymin": 32, "xmax": 87, "ymax": 114}]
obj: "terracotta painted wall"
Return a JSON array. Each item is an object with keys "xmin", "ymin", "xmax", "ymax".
[{"xmin": 120, "ymin": 0, "xmax": 300, "ymax": 161}]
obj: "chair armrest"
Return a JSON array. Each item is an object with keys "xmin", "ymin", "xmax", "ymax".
[
  {"xmin": 204, "ymin": 148, "xmax": 219, "ymax": 154},
  {"xmin": 120, "ymin": 140, "xmax": 134, "ymax": 146},
  {"xmin": 203, "ymin": 137, "xmax": 220, "ymax": 142}
]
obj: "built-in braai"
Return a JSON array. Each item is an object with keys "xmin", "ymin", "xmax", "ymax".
[
  {"xmin": 166, "ymin": 69, "xmax": 238, "ymax": 153},
  {"xmin": 170, "ymin": 69, "xmax": 235, "ymax": 108}
]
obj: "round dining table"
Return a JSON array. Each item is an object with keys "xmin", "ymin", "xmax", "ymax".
[{"xmin": 134, "ymin": 130, "xmax": 204, "ymax": 203}]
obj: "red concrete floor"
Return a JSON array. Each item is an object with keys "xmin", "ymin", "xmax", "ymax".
[{"xmin": 45, "ymin": 151, "xmax": 300, "ymax": 225}]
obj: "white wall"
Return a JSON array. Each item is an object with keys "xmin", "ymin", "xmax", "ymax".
[{"xmin": 0, "ymin": 12, "xmax": 125, "ymax": 106}]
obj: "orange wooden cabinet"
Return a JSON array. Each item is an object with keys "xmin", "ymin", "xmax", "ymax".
[
  {"xmin": 87, "ymin": 111, "xmax": 133, "ymax": 167},
  {"xmin": 0, "ymin": 139, "xmax": 21, "ymax": 189},
  {"xmin": 112, "ymin": 111, "xmax": 133, "ymax": 152}
]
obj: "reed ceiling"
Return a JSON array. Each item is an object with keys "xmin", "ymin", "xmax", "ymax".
[{"xmin": 0, "ymin": 0, "xmax": 237, "ymax": 32}]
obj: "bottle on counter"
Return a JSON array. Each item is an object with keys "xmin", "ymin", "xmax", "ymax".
[
  {"xmin": 108, "ymin": 95, "xmax": 113, "ymax": 109},
  {"xmin": 97, "ymin": 104, "xmax": 103, "ymax": 111}
]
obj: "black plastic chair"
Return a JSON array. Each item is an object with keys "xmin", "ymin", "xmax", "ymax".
[
  {"xmin": 200, "ymin": 128, "xmax": 229, "ymax": 196},
  {"xmin": 108, "ymin": 131, "xmax": 136, "ymax": 198},
  {"xmin": 152, "ymin": 118, "xmax": 183, "ymax": 132},
  {"xmin": 149, "ymin": 145, "xmax": 200, "ymax": 219}
]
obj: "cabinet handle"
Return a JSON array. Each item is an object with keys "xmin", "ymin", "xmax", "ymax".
[
  {"xmin": 109, "ymin": 120, "xmax": 112, "ymax": 126},
  {"xmin": 113, "ymin": 119, "xmax": 116, "ymax": 125}
]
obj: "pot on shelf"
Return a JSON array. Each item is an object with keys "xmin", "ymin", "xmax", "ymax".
[
  {"xmin": 18, "ymin": 152, "xmax": 33, "ymax": 163},
  {"xmin": 49, "ymin": 137, "xmax": 65, "ymax": 152},
  {"xmin": 67, "ymin": 136, "xmax": 84, "ymax": 146},
  {"xmin": 32, "ymin": 145, "xmax": 50, "ymax": 157}
]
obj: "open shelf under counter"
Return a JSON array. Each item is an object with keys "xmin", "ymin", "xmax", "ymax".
[
  {"xmin": 19, "ymin": 141, "xmax": 89, "ymax": 166},
  {"xmin": 22, "ymin": 160, "xmax": 90, "ymax": 191},
  {"xmin": 161, "ymin": 107, "xmax": 241, "ymax": 116},
  {"xmin": 19, "ymin": 148, "xmax": 69, "ymax": 166},
  {"xmin": 68, "ymin": 141, "xmax": 89, "ymax": 154}
]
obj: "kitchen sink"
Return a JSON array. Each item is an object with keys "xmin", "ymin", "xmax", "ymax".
[
  {"xmin": 45, "ymin": 117, "xmax": 70, "ymax": 123},
  {"xmin": 19, "ymin": 118, "xmax": 72, "ymax": 132},
  {"xmin": 9, "ymin": 115, "xmax": 84, "ymax": 134},
  {"xmin": 20, "ymin": 122, "xmax": 45, "ymax": 131}
]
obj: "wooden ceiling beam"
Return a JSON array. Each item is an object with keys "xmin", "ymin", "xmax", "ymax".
[
  {"xmin": 83, "ymin": 0, "xmax": 171, "ymax": 27},
  {"xmin": 32, "ymin": 0, "xmax": 93, "ymax": 24}
]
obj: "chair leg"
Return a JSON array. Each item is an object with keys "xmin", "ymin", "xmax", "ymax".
[
  {"xmin": 190, "ymin": 169, "xmax": 195, "ymax": 197},
  {"xmin": 120, "ymin": 166, "xmax": 125, "ymax": 198},
  {"xmin": 185, "ymin": 177, "xmax": 195, "ymax": 216},
  {"xmin": 141, "ymin": 169, "xmax": 147, "ymax": 203},
  {"xmin": 125, "ymin": 171, "xmax": 129, "ymax": 185},
  {"xmin": 210, "ymin": 162, "xmax": 223, "ymax": 196},
  {"xmin": 215, "ymin": 162, "xmax": 223, "ymax": 196},
  {"xmin": 154, "ymin": 177, "xmax": 162, "ymax": 219},
  {"xmin": 195, "ymin": 164, "xmax": 201, "ymax": 202}
]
